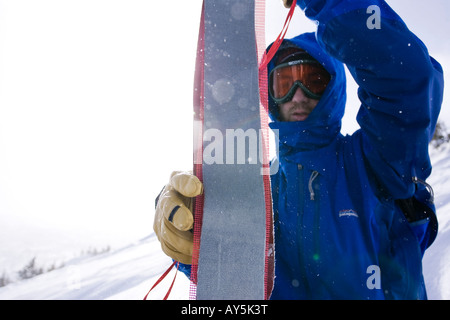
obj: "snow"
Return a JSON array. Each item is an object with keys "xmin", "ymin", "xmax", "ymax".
[
  {"xmin": 0, "ymin": 234, "xmax": 191, "ymax": 300},
  {"xmin": 423, "ymin": 145, "xmax": 450, "ymax": 300}
]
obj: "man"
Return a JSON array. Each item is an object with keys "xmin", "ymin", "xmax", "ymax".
[{"xmin": 153, "ymin": 0, "xmax": 444, "ymax": 299}]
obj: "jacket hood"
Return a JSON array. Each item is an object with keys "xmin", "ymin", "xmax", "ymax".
[{"xmin": 267, "ymin": 32, "xmax": 347, "ymax": 152}]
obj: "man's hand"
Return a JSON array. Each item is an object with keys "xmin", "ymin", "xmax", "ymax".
[
  {"xmin": 282, "ymin": 0, "xmax": 294, "ymax": 8},
  {"xmin": 153, "ymin": 171, "xmax": 203, "ymax": 265}
]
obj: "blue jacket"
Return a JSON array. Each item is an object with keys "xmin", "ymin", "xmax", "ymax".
[{"xmin": 268, "ymin": 0, "xmax": 444, "ymax": 299}]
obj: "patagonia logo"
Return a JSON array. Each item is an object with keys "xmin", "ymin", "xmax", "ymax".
[{"xmin": 339, "ymin": 209, "xmax": 359, "ymax": 218}]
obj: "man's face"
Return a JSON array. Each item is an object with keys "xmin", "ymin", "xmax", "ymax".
[
  {"xmin": 269, "ymin": 49, "xmax": 329, "ymax": 122},
  {"xmin": 278, "ymin": 87, "xmax": 319, "ymax": 122}
]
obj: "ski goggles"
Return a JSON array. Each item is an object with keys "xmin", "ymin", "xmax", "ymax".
[{"xmin": 269, "ymin": 59, "xmax": 331, "ymax": 104}]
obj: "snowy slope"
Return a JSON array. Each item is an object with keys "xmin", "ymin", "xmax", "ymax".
[
  {"xmin": 422, "ymin": 144, "xmax": 450, "ymax": 300},
  {"xmin": 0, "ymin": 145, "xmax": 449, "ymax": 300},
  {"xmin": 0, "ymin": 234, "xmax": 191, "ymax": 300}
]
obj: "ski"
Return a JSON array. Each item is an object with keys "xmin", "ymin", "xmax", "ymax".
[{"xmin": 191, "ymin": 0, "xmax": 273, "ymax": 300}]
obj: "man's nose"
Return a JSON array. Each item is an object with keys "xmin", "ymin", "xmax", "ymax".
[{"xmin": 290, "ymin": 87, "xmax": 309, "ymax": 103}]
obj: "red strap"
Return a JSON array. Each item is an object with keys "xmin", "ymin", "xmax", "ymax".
[
  {"xmin": 143, "ymin": 261, "xmax": 179, "ymax": 300},
  {"xmin": 190, "ymin": 0, "xmax": 206, "ymax": 299},
  {"xmin": 255, "ymin": 0, "xmax": 276, "ymax": 299},
  {"xmin": 259, "ymin": 0, "xmax": 297, "ymax": 71}
]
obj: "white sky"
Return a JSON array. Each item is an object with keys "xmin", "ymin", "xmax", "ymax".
[{"xmin": 0, "ymin": 1, "xmax": 449, "ymax": 254}]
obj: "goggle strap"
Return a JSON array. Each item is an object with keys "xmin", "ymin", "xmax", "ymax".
[{"xmin": 272, "ymin": 59, "xmax": 321, "ymax": 73}]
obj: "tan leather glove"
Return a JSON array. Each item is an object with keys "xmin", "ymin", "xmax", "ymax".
[
  {"xmin": 282, "ymin": 0, "xmax": 294, "ymax": 8},
  {"xmin": 153, "ymin": 171, "xmax": 203, "ymax": 265}
]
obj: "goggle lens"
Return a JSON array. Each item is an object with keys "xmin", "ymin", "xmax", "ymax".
[{"xmin": 269, "ymin": 60, "xmax": 331, "ymax": 102}]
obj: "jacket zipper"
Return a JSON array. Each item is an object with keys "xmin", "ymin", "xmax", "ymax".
[
  {"xmin": 412, "ymin": 176, "xmax": 434, "ymax": 203},
  {"xmin": 308, "ymin": 171, "xmax": 319, "ymax": 201},
  {"xmin": 297, "ymin": 165, "xmax": 322, "ymax": 294},
  {"xmin": 297, "ymin": 164, "xmax": 310, "ymax": 293},
  {"xmin": 304, "ymin": 169, "xmax": 321, "ymax": 261},
  {"xmin": 311, "ymin": 171, "xmax": 320, "ymax": 262}
]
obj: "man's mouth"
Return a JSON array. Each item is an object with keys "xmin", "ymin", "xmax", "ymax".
[{"xmin": 291, "ymin": 110, "xmax": 309, "ymax": 121}]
